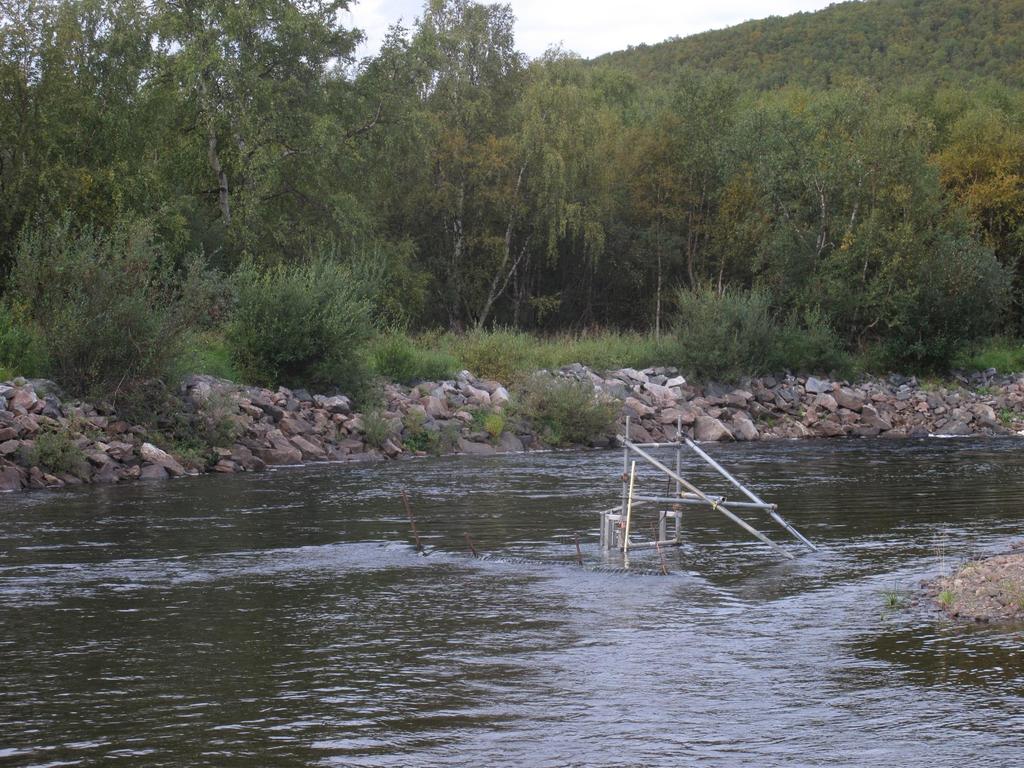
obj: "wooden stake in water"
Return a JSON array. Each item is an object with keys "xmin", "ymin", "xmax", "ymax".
[
  {"xmin": 623, "ymin": 460, "xmax": 637, "ymax": 552},
  {"xmin": 464, "ymin": 532, "xmax": 478, "ymax": 558},
  {"xmin": 401, "ymin": 489, "xmax": 422, "ymax": 553},
  {"xmin": 574, "ymin": 534, "xmax": 583, "ymax": 566}
]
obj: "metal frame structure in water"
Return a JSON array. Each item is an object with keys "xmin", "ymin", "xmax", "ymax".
[{"xmin": 600, "ymin": 416, "xmax": 817, "ymax": 560}]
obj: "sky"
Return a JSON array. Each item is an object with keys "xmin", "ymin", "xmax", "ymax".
[{"xmin": 345, "ymin": 0, "xmax": 841, "ymax": 60}]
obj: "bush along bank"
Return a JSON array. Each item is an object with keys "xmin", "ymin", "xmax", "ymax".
[{"xmin": 0, "ymin": 366, "xmax": 1023, "ymax": 493}]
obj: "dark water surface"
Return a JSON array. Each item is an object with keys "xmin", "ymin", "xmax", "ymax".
[{"xmin": 1, "ymin": 439, "xmax": 1023, "ymax": 766}]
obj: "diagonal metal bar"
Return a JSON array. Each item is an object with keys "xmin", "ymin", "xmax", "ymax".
[
  {"xmin": 620, "ymin": 438, "xmax": 794, "ymax": 560},
  {"xmin": 682, "ymin": 438, "xmax": 817, "ymax": 551}
]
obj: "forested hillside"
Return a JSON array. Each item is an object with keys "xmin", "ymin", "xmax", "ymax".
[
  {"xmin": 597, "ymin": 0, "xmax": 1024, "ymax": 89},
  {"xmin": 0, "ymin": 0, "xmax": 1022, "ymax": 404}
]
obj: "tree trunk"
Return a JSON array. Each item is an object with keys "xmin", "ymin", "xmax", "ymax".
[
  {"xmin": 475, "ymin": 163, "xmax": 526, "ymax": 329},
  {"xmin": 206, "ymin": 126, "xmax": 231, "ymax": 225}
]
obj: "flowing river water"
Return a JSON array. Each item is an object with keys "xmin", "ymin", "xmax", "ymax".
[{"xmin": 1, "ymin": 439, "xmax": 1023, "ymax": 766}]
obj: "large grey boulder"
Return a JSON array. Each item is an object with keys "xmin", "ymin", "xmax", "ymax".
[
  {"xmin": 140, "ymin": 442, "xmax": 186, "ymax": 477},
  {"xmin": 457, "ymin": 437, "xmax": 496, "ymax": 455},
  {"xmin": 834, "ymin": 387, "xmax": 865, "ymax": 412},
  {"xmin": 730, "ymin": 413, "xmax": 759, "ymax": 441},
  {"xmin": 805, "ymin": 377, "xmax": 831, "ymax": 395},
  {"xmin": 694, "ymin": 414, "xmax": 733, "ymax": 442}
]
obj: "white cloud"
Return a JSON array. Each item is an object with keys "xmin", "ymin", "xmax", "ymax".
[{"xmin": 347, "ymin": 0, "xmax": 839, "ymax": 60}]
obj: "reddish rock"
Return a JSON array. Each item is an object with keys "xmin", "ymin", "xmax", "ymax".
[{"xmin": 290, "ymin": 435, "xmax": 326, "ymax": 460}]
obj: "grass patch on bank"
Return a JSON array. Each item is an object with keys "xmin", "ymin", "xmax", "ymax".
[
  {"xmin": 954, "ymin": 337, "xmax": 1024, "ymax": 374},
  {"xmin": 173, "ymin": 331, "xmax": 242, "ymax": 382},
  {"xmin": 362, "ymin": 328, "xmax": 677, "ymax": 384}
]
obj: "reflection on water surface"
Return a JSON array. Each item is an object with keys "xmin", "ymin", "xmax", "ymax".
[{"xmin": 1, "ymin": 439, "xmax": 1022, "ymax": 766}]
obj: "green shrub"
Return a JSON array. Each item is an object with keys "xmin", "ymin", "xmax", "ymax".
[
  {"xmin": 481, "ymin": 411, "xmax": 506, "ymax": 441},
  {"xmin": 28, "ymin": 431, "xmax": 87, "ymax": 476},
  {"xmin": 513, "ymin": 373, "xmax": 618, "ymax": 447},
  {"xmin": 10, "ymin": 216, "xmax": 198, "ymax": 399},
  {"xmin": 0, "ymin": 301, "xmax": 47, "ymax": 378},
  {"xmin": 226, "ymin": 256, "xmax": 374, "ymax": 396},
  {"xmin": 673, "ymin": 286, "xmax": 777, "ymax": 380},
  {"xmin": 370, "ymin": 334, "xmax": 458, "ymax": 383},
  {"xmin": 771, "ymin": 307, "xmax": 850, "ymax": 375},
  {"xmin": 361, "ymin": 410, "xmax": 395, "ymax": 449},
  {"xmin": 401, "ymin": 409, "xmax": 439, "ymax": 453}
]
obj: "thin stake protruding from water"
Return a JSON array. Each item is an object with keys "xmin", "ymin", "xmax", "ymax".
[
  {"xmin": 652, "ymin": 523, "xmax": 669, "ymax": 576},
  {"xmin": 464, "ymin": 533, "xmax": 478, "ymax": 558},
  {"xmin": 401, "ymin": 489, "xmax": 422, "ymax": 553},
  {"xmin": 574, "ymin": 534, "xmax": 584, "ymax": 566}
]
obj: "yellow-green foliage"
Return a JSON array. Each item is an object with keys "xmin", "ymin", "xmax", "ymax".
[
  {"xmin": 29, "ymin": 431, "xmax": 86, "ymax": 476},
  {"xmin": 954, "ymin": 337, "xmax": 1024, "ymax": 374},
  {"xmin": 414, "ymin": 329, "xmax": 677, "ymax": 381},
  {"xmin": 513, "ymin": 372, "xmax": 618, "ymax": 447}
]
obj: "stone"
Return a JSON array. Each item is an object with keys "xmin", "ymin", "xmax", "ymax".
[
  {"xmin": 627, "ymin": 421, "xmax": 653, "ymax": 442},
  {"xmin": 658, "ymin": 407, "xmax": 696, "ymax": 426},
  {"xmin": 93, "ymin": 462, "xmax": 121, "ymax": 484},
  {"xmin": 279, "ymin": 416, "xmax": 314, "ymax": 437},
  {"xmin": 14, "ymin": 414, "xmax": 39, "ymax": 436},
  {"xmin": 140, "ymin": 442, "xmax": 187, "ymax": 477},
  {"xmin": 139, "ymin": 463, "xmax": 170, "ymax": 481},
  {"xmin": 255, "ymin": 445, "xmax": 303, "ymax": 465},
  {"xmin": 292, "ymin": 388, "xmax": 313, "ymax": 403},
  {"xmin": 643, "ymin": 383, "xmax": 678, "ymax": 408},
  {"xmin": 814, "ymin": 393, "xmax": 838, "ymax": 412},
  {"xmin": 814, "ymin": 419, "xmax": 846, "ymax": 438},
  {"xmin": 623, "ymin": 396, "xmax": 654, "ymax": 418},
  {"xmin": 252, "ymin": 398, "xmax": 284, "ymax": 422},
  {"xmin": 462, "ymin": 385, "xmax": 492, "ymax": 407},
  {"xmin": 0, "ymin": 427, "xmax": 16, "ymax": 442},
  {"xmin": 290, "ymin": 435, "xmax": 326, "ymax": 460},
  {"xmin": 805, "ymin": 377, "xmax": 831, "ymax": 394},
  {"xmin": 497, "ymin": 432, "xmax": 524, "ymax": 453},
  {"xmin": 8, "ymin": 388, "xmax": 37, "ymax": 412},
  {"xmin": 730, "ymin": 413, "xmax": 759, "ymax": 441},
  {"xmin": 724, "ymin": 390, "xmax": 753, "ymax": 407},
  {"xmin": 834, "ymin": 387, "xmax": 865, "ymax": 412},
  {"xmin": 457, "ymin": 437, "xmax": 496, "ymax": 455},
  {"xmin": 40, "ymin": 394, "xmax": 63, "ymax": 419},
  {"xmin": 317, "ymin": 394, "xmax": 352, "ymax": 415},
  {"xmin": 491, "ymin": 386, "xmax": 511, "ymax": 407},
  {"xmin": 860, "ymin": 404, "xmax": 892, "ymax": 431},
  {"xmin": 694, "ymin": 415, "xmax": 733, "ymax": 442},
  {"xmin": 0, "ymin": 439, "xmax": 20, "ymax": 456},
  {"xmin": 938, "ymin": 419, "xmax": 973, "ymax": 436},
  {"xmin": 665, "ymin": 375, "xmax": 686, "ymax": 388},
  {"xmin": 0, "ymin": 465, "xmax": 24, "ymax": 491},
  {"xmin": 422, "ymin": 395, "xmax": 449, "ymax": 419}
]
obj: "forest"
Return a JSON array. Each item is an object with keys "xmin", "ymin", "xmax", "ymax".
[{"xmin": 1, "ymin": 0, "xmax": 1023, "ymax": 402}]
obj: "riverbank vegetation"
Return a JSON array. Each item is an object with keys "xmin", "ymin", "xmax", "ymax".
[{"xmin": 1, "ymin": 0, "xmax": 1023, "ymax": 408}]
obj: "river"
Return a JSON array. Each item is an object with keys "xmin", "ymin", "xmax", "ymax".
[{"xmin": 1, "ymin": 439, "xmax": 1022, "ymax": 766}]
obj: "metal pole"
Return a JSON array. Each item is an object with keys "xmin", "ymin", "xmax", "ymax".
[
  {"xmin": 622, "ymin": 439, "xmax": 794, "ymax": 559},
  {"xmin": 623, "ymin": 461, "xmax": 637, "ymax": 552},
  {"xmin": 683, "ymin": 437, "xmax": 817, "ymax": 551},
  {"xmin": 621, "ymin": 415, "xmax": 631, "ymax": 520}
]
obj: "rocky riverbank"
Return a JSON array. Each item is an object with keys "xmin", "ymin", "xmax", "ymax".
[
  {"xmin": 927, "ymin": 547, "xmax": 1024, "ymax": 623},
  {"xmin": 0, "ymin": 365, "xmax": 1022, "ymax": 492}
]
